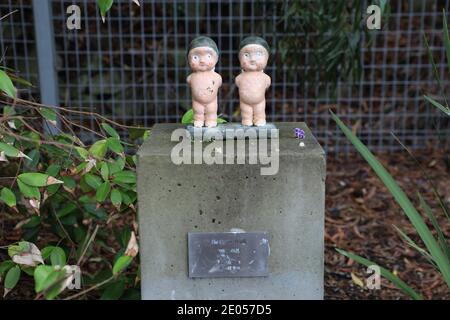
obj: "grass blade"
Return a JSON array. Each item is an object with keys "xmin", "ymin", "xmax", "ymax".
[
  {"xmin": 391, "ymin": 132, "xmax": 450, "ymax": 223},
  {"xmin": 336, "ymin": 248, "xmax": 423, "ymax": 299},
  {"xmin": 392, "ymin": 225, "xmax": 437, "ymax": 269},
  {"xmin": 442, "ymin": 9, "xmax": 450, "ymax": 73},
  {"xmin": 418, "ymin": 192, "xmax": 450, "ymax": 263},
  {"xmin": 330, "ymin": 110, "xmax": 450, "ymax": 288},
  {"xmin": 424, "ymin": 35, "xmax": 449, "ymax": 109},
  {"xmin": 423, "ymin": 95, "xmax": 450, "ymax": 117}
]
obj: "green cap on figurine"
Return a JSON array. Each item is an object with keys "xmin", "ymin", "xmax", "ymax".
[
  {"xmin": 238, "ymin": 36, "xmax": 270, "ymax": 55},
  {"xmin": 188, "ymin": 36, "xmax": 219, "ymax": 56}
]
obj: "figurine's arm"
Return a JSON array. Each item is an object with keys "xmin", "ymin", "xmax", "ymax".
[
  {"xmin": 235, "ymin": 74, "xmax": 241, "ymax": 88},
  {"xmin": 265, "ymin": 74, "xmax": 271, "ymax": 89},
  {"xmin": 216, "ymin": 73, "xmax": 222, "ymax": 87},
  {"xmin": 186, "ymin": 74, "xmax": 192, "ymax": 85}
]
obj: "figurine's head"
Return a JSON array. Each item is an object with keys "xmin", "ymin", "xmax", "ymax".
[
  {"xmin": 238, "ymin": 36, "xmax": 270, "ymax": 72},
  {"xmin": 187, "ymin": 36, "xmax": 219, "ymax": 72}
]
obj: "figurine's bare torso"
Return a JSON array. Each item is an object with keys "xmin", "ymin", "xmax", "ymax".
[
  {"xmin": 187, "ymin": 71, "xmax": 222, "ymax": 105},
  {"xmin": 236, "ymin": 71, "xmax": 270, "ymax": 105},
  {"xmin": 187, "ymin": 41, "xmax": 222, "ymax": 128},
  {"xmin": 235, "ymin": 42, "xmax": 271, "ymax": 126}
]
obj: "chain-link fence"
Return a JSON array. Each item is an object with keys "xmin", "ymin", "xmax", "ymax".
[{"xmin": 1, "ymin": 0, "xmax": 449, "ymax": 152}]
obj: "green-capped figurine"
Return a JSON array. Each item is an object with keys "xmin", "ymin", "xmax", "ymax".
[
  {"xmin": 186, "ymin": 36, "xmax": 222, "ymax": 128},
  {"xmin": 235, "ymin": 36, "xmax": 271, "ymax": 126}
]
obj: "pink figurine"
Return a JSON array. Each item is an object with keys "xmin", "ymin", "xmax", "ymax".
[
  {"xmin": 235, "ymin": 36, "xmax": 271, "ymax": 126},
  {"xmin": 186, "ymin": 36, "xmax": 222, "ymax": 128}
]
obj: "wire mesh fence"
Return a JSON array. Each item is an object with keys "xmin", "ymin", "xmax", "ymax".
[{"xmin": 1, "ymin": 0, "xmax": 449, "ymax": 153}]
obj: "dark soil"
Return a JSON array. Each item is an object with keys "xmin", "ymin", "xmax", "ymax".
[{"xmin": 325, "ymin": 148, "xmax": 450, "ymax": 300}]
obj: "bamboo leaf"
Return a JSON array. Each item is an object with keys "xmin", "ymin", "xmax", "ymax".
[
  {"xmin": 18, "ymin": 173, "xmax": 63, "ymax": 187},
  {"xmin": 101, "ymin": 123, "xmax": 119, "ymax": 139},
  {"xmin": 96, "ymin": 181, "xmax": 111, "ymax": 203},
  {"xmin": 112, "ymin": 255, "xmax": 133, "ymax": 275},
  {"xmin": 0, "ymin": 187, "xmax": 16, "ymax": 207},
  {"xmin": 4, "ymin": 266, "xmax": 21, "ymax": 297},
  {"xmin": 181, "ymin": 109, "xmax": 194, "ymax": 124},
  {"xmin": 97, "ymin": 0, "xmax": 114, "ymax": 23},
  {"xmin": 0, "ymin": 69, "xmax": 16, "ymax": 98}
]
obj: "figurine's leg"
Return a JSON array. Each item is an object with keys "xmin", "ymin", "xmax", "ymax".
[
  {"xmin": 240, "ymin": 102, "xmax": 253, "ymax": 126},
  {"xmin": 192, "ymin": 101, "xmax": 205, "ymax": 127},
  {"xmin": 205, "ymin": 100, "xmax": 218, "ymax": 128},
  {"xmin": 253, "ymin": 100, "xmax": 266, "ymax": 126}
]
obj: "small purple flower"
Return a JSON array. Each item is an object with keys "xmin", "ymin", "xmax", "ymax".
[{"xmin": 294, "ymin": 128, "xmax": 305, "ymax": 139}]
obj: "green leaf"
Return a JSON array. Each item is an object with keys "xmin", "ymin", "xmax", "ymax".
[
  {"xmin": 34, "ymin": 265, "xmax": 67, "ymax": 299},
  {"xmin": 74, "ymin": 147, "xmax": 89, "ymax": 160},
  {"xmin": 107, "ymin": 137, "xmax": 124, "ymax": 154},
  {"xmin": 392, "ymin": 225, "xmax": 437, "ymax": 268},
  {"xmin": 181, "ymin": 108, "xmax": 194, "ymax": 124},
  {"xmin": 101, "ymin": 162, "xmax": 110, "ymax": 181},
  {"xmin": 17, "ymin": 180, "xmax": 40, "ymax": 200},
  {"xmin": 0, "ymin": 142, "xmax": 26, "ymax": 158},
  {"xmin": 18, "ymin": 173, "xmax": 63, "ymax": 187},
  {"xmin": 110, "ymin": 189, "xmax": 122, "ymax": 207},
  {"xmin": 89, "ymin": 139, "xmax": 108, "ymax": 159},
  {"xmin": 0, "ymin": 69, "xmax": 16, "ymax": 98},
  {"xmin": 4, "ymin": 266, "xmax": 21, "ymax": 291},
  {"xmin": 50, "ymin": 247, "xmax": 67, "ymax": 267},
  {"xmin": 109, "ymin": 158, "xmax": 125, "ymax": 174},
  {"xmin": 24, "ymin": 149, "xmax": 40, "ymax": 169},
  {"xmin": 112, "ymin": 171, "xmax": 136, "ymax": 184},
  {"xmin": 41, "ymin": 246, "xmax": 56, "ymax": 260},
  {"xmin": 418, "ymin": 193, "xmax": 450, "ymax": 262},
  {"xmin": 62, "ymin": 176, "xmax": 76, "ymax": 190},
  {"xmin": 84, "ymin": 173, "xmax": 102, "ymax": 189},
  {"xmin": 34, "ymin": 265, "xmax": 53, "ymax": 292},
  {"xmin": 97, "ymin": 0, "xmax": 114, "ymax": 22},
  {"xmin": 101, "ymin": 278, "xmax": 125, "ymax": 300},
  {"xmin": 423, "ymin": 95, "xmax": 450, "ymax": 117},
  {"xmin": 0, "ymin": 260, "xmax": 15, "ymax": 276},
  {"xmin": 336, "ymin": 248, "xmax": 422, "ymax": 300},
  {"xmin": 56, "ymin": 202, "xmax": 78, "ymax": 219},
  {"xmin": 40, "ymin": 107, "xmax": 57, "ymax": 125},
  {"xmin": 331, "ymin": 110, "xmax": 450, "ymax": 288},
  {"xmin": 1, "ymin": 187, "xmax": 16, "ymax": 207},
  {"xmin": 46, "ymin": 164, "xmax": 61, "ymax": 177},
  {"xmin": 217, "ymin": 117, "xmax": 227, "ymax": 124},
  {"xmin": 112, "ymin": 255, "xmax": 133, "ymax": 275},
  {"xmin": 96, "ymin": 181, "xmax": 111, "ymax": 202},
  {"xmin": 101, "ymin": 123, "xmax": 120, "ymax": 138}
]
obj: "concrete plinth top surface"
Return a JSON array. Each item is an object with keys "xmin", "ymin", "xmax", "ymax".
[{"xmin": 138, "ymin": 122, "xmax": 325, "ymax": 158}]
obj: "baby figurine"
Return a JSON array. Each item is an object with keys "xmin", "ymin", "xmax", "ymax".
[
  {"xmin": 235, "ymin": 36, "xmax": 271, "ymax": 126},
  {"xmin": 186, "ymin": 36, "xmax": 222, "ymax": 128}
]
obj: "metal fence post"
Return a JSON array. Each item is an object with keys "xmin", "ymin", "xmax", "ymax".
[{"xmin": 32, "ymin": 0, "xmax": 60, "ymax": 133}]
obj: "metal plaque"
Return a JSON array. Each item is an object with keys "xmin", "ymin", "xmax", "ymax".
[{"xmin": 188, "ymin": 232, "xmax": 269, "ymax": 278}]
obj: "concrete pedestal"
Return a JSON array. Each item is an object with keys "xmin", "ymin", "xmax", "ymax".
[{"xmin": 137, "ymin": 122, "xmax": 326, "ymax": 300}]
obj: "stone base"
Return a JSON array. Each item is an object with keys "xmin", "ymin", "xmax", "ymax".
[
  {"xmin": 137, "ymin": 122, "xmax": 326, "ymax": 300},
  {"xmin": 186, "ymin": 123, "xmax": 278, "ymax": 140}
]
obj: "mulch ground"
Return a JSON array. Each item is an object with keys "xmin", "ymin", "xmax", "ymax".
[
  {"xmin": 1, "ymin": 147, "xmax": 449, "ymax": 300},
  {"xmin": 325, "ymin": 147, "xmax": 450, "ymax": 300}
]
